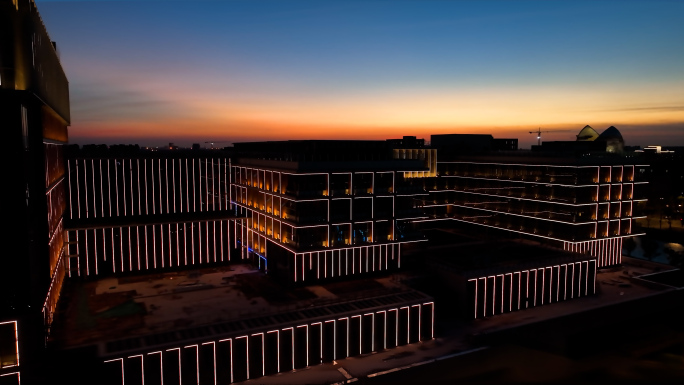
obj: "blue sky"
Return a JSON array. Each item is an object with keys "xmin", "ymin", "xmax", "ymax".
[{"xmin": 36, "ymin": 0, "xmax": 684, "ymax": 147}]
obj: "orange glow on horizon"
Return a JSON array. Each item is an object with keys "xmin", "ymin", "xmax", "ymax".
[{"xmin": 69, "ymin": 78, "xmax": 684, "ymax": 146}]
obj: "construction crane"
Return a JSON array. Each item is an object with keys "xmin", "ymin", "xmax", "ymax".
[
  {"xmin": 529, "ymin": 128, "xmax": 551, "ymax": 146},
  {"xmin": 204, "ymin": 141, "xmax": 231, "ymax": 149}
]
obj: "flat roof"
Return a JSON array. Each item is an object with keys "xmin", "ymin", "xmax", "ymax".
[
  {"xmin": 412, "ymin": 229, "xmax": 594, "ymax": 277},
  {"xmin": 236, "ymin": 158, "xmax": 427, "ymax": 173},
  {"xmin": 441, "ymin": 153, "xmax": 643, "ymax": 166},
  {"xmin": 51, "ymin": 265, "xmax": 431, "ymax": 357}
]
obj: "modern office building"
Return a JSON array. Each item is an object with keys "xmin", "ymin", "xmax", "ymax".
[
  {"xmin": 1, "ymin": 1, "xmax": 70, "ymax": 383},
  {"xmin": 56, "ymin": 141, "xmax": 438, "ymax": 384},
  {"xmin": 229, "ymin": 140, "xmax": 432, "ymax": 284},
  {"xmin": 64, "ymin": 149, "xmax": 243, "ymax": 278},
  {"xmin": 416, "ymin": 146, "xmax": 648, "ymax": 267},
  {"xmin": 56, "ymin": 136, "xmax": 647, "ymax": 383}
]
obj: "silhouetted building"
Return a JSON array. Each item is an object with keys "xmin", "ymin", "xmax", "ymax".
[
  {"xmin": 535, "ymin": 125, "xmax": 626, "ymax": 154},
  {"xmin": 431, "ymin": 134, "xmax": 518, "ymax": 159},
  {"xmin": 1, "ymin": 1, "xmax": 70, "ymax": 383}
]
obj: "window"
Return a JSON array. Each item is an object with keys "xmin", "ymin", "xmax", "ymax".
[{"xmin": 0, "ymin": 321, "xmax": 18, "ymax": 368}]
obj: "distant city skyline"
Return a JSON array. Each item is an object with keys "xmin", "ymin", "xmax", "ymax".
[{"xmin": 37, "ymin": 0, "xmax": 684, "ymax": 148}]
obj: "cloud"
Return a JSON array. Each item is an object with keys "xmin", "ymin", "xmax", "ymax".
[
  {"xmin": 69, "ymin": 82, "xmax": 197, "ymax": 123},
  {"xmin": 609, "ymin": 106, "xmax": 684, "ymax": 112}
]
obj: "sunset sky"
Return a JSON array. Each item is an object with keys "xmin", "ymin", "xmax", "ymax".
[{"xmin": 37, "ymin": 0, "xmax": 684, "ymax": 149}]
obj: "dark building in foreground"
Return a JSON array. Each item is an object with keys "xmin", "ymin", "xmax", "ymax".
[{"xmin": 1, "ymin": 1, "xmax": 69, "ymax": 383}]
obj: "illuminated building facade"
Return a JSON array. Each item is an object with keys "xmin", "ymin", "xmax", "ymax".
[
  {"xmin": 424, "ymin": 240, "xmax": 597, "ymax": 319},
  {"xmin": 51, "ymin": 141, "xmax": 647, "ymax": 384},
  {"xmin": 64, "ymin": 152, "xmax": 245, "ymax": 278},
  {"xmin": 230, "ymin": 140, "xmax": 432, "ymax": 283},
  {"xmin": 1, "ymin": 1, "xmax": 70, "ymax": 383},
  {"xmin": 98, "ymin": 292, "xmax": 434, "ymax": 384},
  {"xmin": 417, "ymin": 154, "xmax": 647, "ymax": 268},
  {"xmin": 56, "ymin": 142, "xmax": 437, "ymax": 384}
]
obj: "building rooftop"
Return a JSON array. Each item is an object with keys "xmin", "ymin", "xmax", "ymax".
[
  {"xmin": 236, "ymin": 157, "xmax": 428, "ymax": 173},
  {"xmin": 412, "ymin": 229, "xmax": 595, "ymax": 277},
  {"xmin": 51, "ymin": 265, "xmax": 430, "ymax": 357},
  {"xmin": 441, "ymin": 152, "xmax": 644, "ymax": 166}
]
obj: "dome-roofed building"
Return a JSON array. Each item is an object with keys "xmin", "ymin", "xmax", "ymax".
[
  {"xmin": 576, "ymin": 125, "xmax": 600, "ymax": 141},
  {"xmin": 596, "ymin": 126, "xmax": 625, "ymax": 153}
]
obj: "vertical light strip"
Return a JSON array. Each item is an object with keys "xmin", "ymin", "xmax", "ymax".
[
  {"xmin": 144, "ymin": 226, "xmax": 149, "ymax": 270},
  {"xmin": 126, "ymin": 355, "xmax": 144, "ymax": 385},
  {"xmin": 103, "ymin": 358, "xmax": 124, "ymax": 385},
  {"xmin": 129, "ymin": 160, "xmax": 133, "ymax": 214},
  {"xmin": 146, "ymin": 351, "xmax": 163, "ymax": 385},
  {"xmin": 168, "ymin": 224, "xmax": 173, "ymax": 267},
  {"xmin": 122, "ymin": 159, "xmax": 127, "ymax": 216},
  {"xmin": 93, "ymin": 228, "xmax": 98, "ymax": 275},
  {"xmin": 267, "ymin": 330, "xmax": 280, "ymax": 373},
  {"xmin": 85, "ymin": 229, "xmax": 89, "ymax": 276},
  {"xmin": 75, "ymin": 159, "xmax": 82, "ymax": 218},
  {"xmin": 184, "ymin": 223, "xmax": 188, "ymax": 265},
  {"xmin": 178, "ymin": 159, "xmax": 183, "ymax": 213},
  {"xmin": 176, "ymin": 223, "xmax": 180, "ymax": 267},
  {"xmin": 152, "ymin": 226, "xmax": 157, "ymax": 269},
  {"xmin": 151, "ymin": 159, "xmax": 156, "ymax": 215},
  {"xmin": 84, "ymin": 160, "xmax": 90, "ymax": 218},
  {"xmin": 212, "ymin": 158, "xmax": 216, "ymax": 211},
  {"xmin": 158, "ymin": 159, "xmax": 162, "ymax": 214},
  {"xmin": 172, "ymin": 158, "xmax": 176, "ymax": 213},
  {"xmin": 160, "ymin": 224, "xmax": 165, "ymax": 268},
  {"xmin": 165, "ymin": 159, "xmax": 170, "ymax": 214},
  {"xmin": 128, "ymin": 227, "xmax": 132, "ymax": 272},
  {"xmin": 137, "ymin": 159, "xmax": 141, "ymax": 215},
  {"xmin": 218, "ymin": 159, "xmax": 222, "ymax": 211},
  {"xmin": 185, "ymin": 159, "xmax": 189, "ymax": 213},
  {"xmin": 115, "ymin": 159, "xmax": 120, "ymax": 216},
  {"xmin": 90, "ymin": 159, "xmax": 97, "ymax": 218},
  {"xmin": 108, "ymin": 159, "xmax": 113, "ymax": 217},
  {"xmin": 281, "ymin": 327, "xmax": 295, "ymax": 371},
  {"xmin": 193, "ymin": 159, "xmax": 196, "ymax": 212},
  {"xmin": 68, "ymin": 159, "xmax": 74, "ymax": 219}
]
